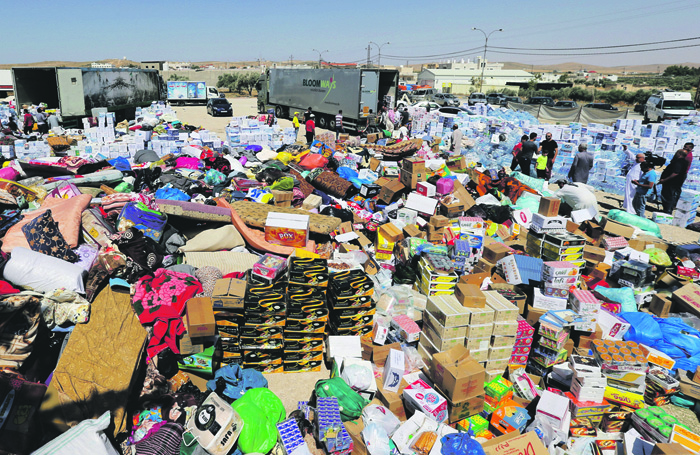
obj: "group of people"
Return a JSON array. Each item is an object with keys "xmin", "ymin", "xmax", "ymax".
[
  {"xmin": 511, "ymin": 132, "xmax": 567, "ymax": 180},
  {"xmin": 623, "ymin": 142, "xmax": 694, "ymax": 217},
  {"xmin": 2, "ymin": 106, "xmax": 58, "ymax": 136}
]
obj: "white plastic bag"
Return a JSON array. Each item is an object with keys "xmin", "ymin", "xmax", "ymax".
[
  {"xmin": 341, "ymin": 364, "xmax": 373, "ymax": 391},
  {"xmin": 5, "ymin": 247, "xmax": 86, "ymax": 294},
  {"xmin": 362, "ymin": 423, "xmax": 392, "ymax": 455},
  {"xmin": 31, "ymin": 411, "xmax": 119, "ymax": 455},
  {"xmin": 362, "ymin": 404, "xmax": 401, "ymax": 437}
]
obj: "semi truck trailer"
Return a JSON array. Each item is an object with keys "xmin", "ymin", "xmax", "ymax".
[{"xmin": 257, "ymin": 68, "xmax": 399, "ymax": 131}]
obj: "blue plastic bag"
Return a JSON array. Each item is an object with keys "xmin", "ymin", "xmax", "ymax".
[
  {"xmin": 658, "ymin": 317, "xmax": 700, "ymax": 357},
  {"xmin": 155, "ymin": 186, "xmax": 190, "ymax": 201},
  {"xmin": 441, "ymin": 433, "xmax": 485, "ymax": 455},
  {"xmin": 621, "ymin": 312, "xmax": 662, "ymax": 346},
  {"xmin": 596, "ymin": 287, "xmax": 637, "ymax": 312}
]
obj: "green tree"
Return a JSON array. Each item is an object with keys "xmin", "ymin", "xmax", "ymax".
[
  {"xmin": 558, "ymin": 73, "xmax": 569, "ymax": 83},
  {"xmin": 191, "ymin": 65, "xmax": 200, "ymax": 70},
  {"xmin": 236, "ymin": 72, "xmax": 259, "ymax": 96},
  {"xmin": 168, "ymin": 74, "xmax": 189, "ymax": 81},
  {"xmin": 217, "ymin": 73, "xmax": 238, "ymax": 89}
]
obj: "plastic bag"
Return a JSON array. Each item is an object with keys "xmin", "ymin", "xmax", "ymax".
[
  {"xmin": 376, "ymin": 286, "xmax": 414, "ymax": 318},
  {"xmin": 621, "ymin": 312, "xmax": 662, "ymax": 346},
  {"xmin": 206, "ymin": 364, "xmax": 268, "ymax": 401},
  {"xmin": 299, "ymin": 153, "xmax": 328, "ymax": 170},
  {"xmin": 31, "ymin": 411, "xmax": 119, "ymax": 455},
  {"xmin": 315, "ymin": 377, "xmax": 369, "ymax": 421},
  {"xmin": 240, "ymin": 388, "xmax": 285, "ymax": 424},
  {"xmin": 440, "ymin": 433, "xmax": 485, "ymax": 455},
  {"xmin": 230, "ymin": 393, "xmax": 277, "ymax": 454},
  {"xmin": 411, "ymin": 431, "xmax": 438, "ymax": 455},
  {"xmin": 362, "ymin": 423, "xmax": 391, "ymax": 455},
  {"xmin": 342, "ymin": 364, "xmax": 374, "ymax": 391},
  {"xmin": 644, "ymin": 248, "xmax": 672, "ymax": 267},
  {"xmin": 362, "ymin": 404, "xmax": 400, "ymax": 436},
  {"xmin": 607, "ymin": 209, "xmax": 661, "ymax": 237},
  {"xmin": 658, "ymin": 317, "xmax": 700, "ymax": 358},
  {"xmin": 595, "ymin": 286, "xmax": 637, "ymax": 312},
  {"xmin": 402, "ymin": 345, "xmax": 426, "ymax": 372}
]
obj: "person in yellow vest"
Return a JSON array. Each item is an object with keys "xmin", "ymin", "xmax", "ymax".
[
  {"xmin": 536, "ymin": 150, "xmax": 548, "ymax": 179},
  {"xmin": 292, "ymin": 112, "xmax": 300, "ymax": 140}
]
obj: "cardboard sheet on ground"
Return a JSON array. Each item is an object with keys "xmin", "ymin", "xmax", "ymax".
[{"xmin": 38, "ymin": 287, "xmax": 147, "ymax": 438}]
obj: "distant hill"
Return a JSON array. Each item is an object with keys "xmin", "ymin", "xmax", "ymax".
[
  {"xmin": 501, "ymin": 61, "xmax": 700, "ymax": 74},
  {"xmin": 0, "ymin": 59, "xmax": 140, "ymax": 69}
]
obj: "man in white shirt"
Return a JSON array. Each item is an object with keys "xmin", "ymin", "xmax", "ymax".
[
  {"xmin": 335, "ymin": 110, "xmax": 343, "ymax": 141},
  {"xmin": 623, "ymin": 153, "xmax": 645, "ymax": 213},
  {"xmin": 449, "ymin": 125, "xmax": 463, "ymax": 155},
  {"xmin": 555, "ymin": 180, "xmax": 599, "ymax": 215}
]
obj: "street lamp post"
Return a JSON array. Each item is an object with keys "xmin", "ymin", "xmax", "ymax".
[
  {"xmin": 472, "ymin": 28, "xmax": 503, "ymax": 93},
  {"xmin": 369, "ymin": 41, "xmax": 390, "ymax": 67},
  {"xmin": 312, "ymin": 49, "xmax": 329, "ymax": 68}
]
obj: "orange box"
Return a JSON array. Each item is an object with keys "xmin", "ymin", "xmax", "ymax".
[
  {"xmin": 264, "ymin": 212, "xmax": 309, "ymax": 248},
  {"xmin": 640, "ymin": 344, "xmax": 676, "ymax": 370}
]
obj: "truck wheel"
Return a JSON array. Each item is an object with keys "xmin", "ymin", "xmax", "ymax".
[
  {"xmin": 329, "ymin": 119, "xmax": 336, "ymax": 129},
  {"xmin": 318, "ymin": 116, "xmax": 328, "ymax": 129},
  {"xmin": 275, "ymin": 105, "xmax": 285, "ymax": 119},
  {"xmin": 258, "ymin": 102, "xmax": 265, "ymax": 114}
]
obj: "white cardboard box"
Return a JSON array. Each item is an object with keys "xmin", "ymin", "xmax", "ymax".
[{"xmin": 383, "ymin": 349, "xmax": 405, "ymax": 393}]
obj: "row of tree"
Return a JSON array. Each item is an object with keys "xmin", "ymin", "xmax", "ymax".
[
  {"xmin": 216, "ymin": 73, "xmax": 259, "ymax": 96},
  {"xmin": 487, "ymin": 87, "xmax": 657, "ymax": 105}
]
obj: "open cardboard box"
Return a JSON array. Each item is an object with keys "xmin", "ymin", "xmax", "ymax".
[
  {"xmin": 481, "ymin": 430, "xmax": 548, "ymax": 455},
  {"xmin": 430, "ymin": 345, "xmax": 485, "ymax": 402}
]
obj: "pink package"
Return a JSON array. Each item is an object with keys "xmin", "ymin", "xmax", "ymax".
[
  {"xmin": 0, "ymin": 167, "xmax": 19, "ymax": 181},
  {"xmin": 511, "ymin": 346, "xmax": 531, "ymax": 356},
  {"xmin": 514, "ymin": 336, "xmax": 533, "ymax": 347},
  {"xmin": 516, "ymin": 317, "xmax": 535, "ymax": 338},
  {"xmin": 175, "ymin": 156, "xmax": 200, "ymax": 169},
  {"xmin": 403, "ymin": 379, "xmax": 448, "ymax": 423},
  {"xmin": 252, "ymin": 253, "xmax": 287, "ymax": 280},
  {"xmin": 391, "ymin": 315, "xmax": 421, "ymax": 342},
  {"xmin": 436, "ymin": 178, "xmax": 454, "ymax": 195}
]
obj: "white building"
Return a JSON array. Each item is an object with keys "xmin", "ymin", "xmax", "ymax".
[
  {"xmin": 437, "ymin": 57, "xmax": 503, "ymax": 72},
  {"xmin": 417, "ymin": 60, "xmax": 533, "ymax": 95},
  {"xmin": 90, "ymin": 62, "xmax": 113, "ymax": 69}
]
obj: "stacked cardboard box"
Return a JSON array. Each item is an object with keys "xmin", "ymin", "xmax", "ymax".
[
  {"xmin": 484, "ymin": 291, "xmax": 519, "ymax": 373},
  {"xmin": 421, "ymin": 295, "xmax": 471, "ymax": 359},
  {"xmin": 430, "ymin": 346, "xmax": 486, "ymax": 423},
  {"xmin": 418, "ymin": 253, "xmax": 459, "ymax": 296}
]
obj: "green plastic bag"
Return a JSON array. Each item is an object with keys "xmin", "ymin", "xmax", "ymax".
[
  {"xmin": 644, "ymin": 248, "xmax": 672, "ymax": 267},
  {"xmin": 230, "ymin": 391, "xmax": 277, "ymax": 454},
  {"xmin": 241, "ymin": 388, "xmax": 285, "ymax": 424},
  {"xmin": 315, "ymin": 377, "xmax": 369, "ymax": 422},
  {"xmin": 607, "ymin": 209, "xmax": 661, "ymax": 238},
  {"xmin": 114, "ymin": 181, "xmax": 133, "ymax": 193}
]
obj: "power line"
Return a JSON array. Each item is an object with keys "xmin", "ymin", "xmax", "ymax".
[
  {"xmin": 382, "ymin": 46, "xmax": 483, "ymax": 60},
  {"xmin": 489, "ymin": 42, "xmax": 700, "ymax": 56},
  {"xmin": 490, "ymin": 35, "xmax": 700, "ymax": 51}
]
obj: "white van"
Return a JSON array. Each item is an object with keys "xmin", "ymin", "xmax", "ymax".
[{"xmin": 644, "ymin": 91, "xmax": 696, "ymax": 123}]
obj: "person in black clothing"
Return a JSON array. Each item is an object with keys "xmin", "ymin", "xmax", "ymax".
[
  {"xmin": 518, "ymin": 132, "xmax": 538, "ymax": 176},
  {"xmin": 400, "ymin": 108, "xmax": 411, "ymax": 135},
  {"xmin": 539, "ymin": 132, "xmax": 558, "ymax": 179},
  {"xmin": 303, "ymin": 107, "xmax": 313, "ymax": 122},
  {"xmin": 511, "ymin": 135, "xmax": 528, "ymax": 172},
  {"xmin": 658, "ymin": 149, "xmax": 689, "ymax": 214}
]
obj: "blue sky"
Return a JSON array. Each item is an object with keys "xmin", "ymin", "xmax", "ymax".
[{"xmin": 7, "ymin": 0, "xmax": 700, "ymax": 67}]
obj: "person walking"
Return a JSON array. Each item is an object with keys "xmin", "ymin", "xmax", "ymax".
[
  {"xmin": 632, "ymin": 162, "xmax": 657, "ymax": 218},
  {"xmin": 568, "ymin": 143, "xmax": 594, "ymax": 184},
  {"xmin": 518, "ymin": 132, "xmax": 538, "ymax": 176},
  {"xmin": 292, "ymin": 112, "xmax": 300, "ymax": 140},
  {"xmin": 510, "ymin": 135, "xmax": 528, "ymax": 172},
  {"xmin": 623, "ymin": 153, "xmax": 645, "ymax": 213},
  {"xmin": 47, "ymin": 111, "xmax": 60, "ymax": 130},
  {"xmin": 34, "ymin": 107, "xmax": 48, "ymax": 134},
  {"xmin": 539, "ymin": 132, "xmax": 558, "ymax": 179},
  {"xmin": 305, "ymin": 114, "xmax": 316, "ymax": 144},
  {"xmin": 449, "ymin": 125, "xmax": 463, "ymax": 155},
  {"xmin": 22, "ymin": 109, "xmax": 34, "ymax": 135},
  {"xmin": 335, "ymin": 110, "xmax": 344, "ymax": 141},
  {"xmin": 683, "ymin": 142, "xmax": 695, "ymax": 169},
  {"xmin": 658, "ymin": 149, "xmax": 689, "ymax": 214}
]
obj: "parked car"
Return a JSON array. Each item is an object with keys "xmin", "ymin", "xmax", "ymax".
[
  {"xmin": 553, "ymin": 100, "xmax": 578, "ymax": 109},
  {"xmin": 207, "ymin": 97, "xmax": 233, "ymax": 116},
  {"xmin": 486, "ymin": 93, "xmax": 506, "ymax": 105},
  {"xmin": 524, "ymin": 97, "xmax": 555, "ymax": 106},
  {"xmin": 501, "ymin": 95, "xmax": 521, "ymax": 106},
  {"xmin": 437, "ymin": 106, "xmax": 470, "ymax": 117},
  {"xmin": 410, "ymin": 88, "xmax": 438, "ymax": 103},
  {"xmin": 430, "ymin": 92, "xmax": 460, "ymax": 107},
  {"xmin": 584, "ymin": 103, "xmax": 618, "ymax": 111},
  {"xmin": 468, "ymin": 92, "xmax": 488, "ymax": 105},
  {"xmin": 410, "ymin": 101, "xmax": 441, "ymax": 111}
]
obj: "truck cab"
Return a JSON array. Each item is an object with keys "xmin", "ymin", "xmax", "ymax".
[{"xmin": 645, "ymin": 91, "xmax": 695, "ymax": 123}]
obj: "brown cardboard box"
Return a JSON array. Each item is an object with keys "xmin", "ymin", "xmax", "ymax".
[
  {"xmin": 355, "ymin": 231, "xmax": 372, "ymax": 249},
  {"xmin": 430, "ymin": 215, "xmax": 450, "ymax": 228},
  {"xmin": 338, "ymin": 133, "xmax": 350, "ymax": 142},
  {"xmin": 693, "ymin": 366, "xmax": 700, "ymax": 384},
  {"xmin": 446, "ymin": 156, "xmax": 467, "ymax": 171},
  {"xmin": 651, "ymin": 443, "xmax": 694, "ymax": 455},
  {"xmin": 591, "ymin": 263, "xmax": 611, "ymax": 280},
  {"xmin": 673, "ymin": 283, "xmax": 700, "ymax": 318},
  {"xmin": 440, "ymin": 201, "xmax": 466, "ymax": 218},
  {"xmin": 452, "ymin": 181, "xmax": 477, "ymax": 210},
  {"xmin": 372, "ymin": 342, "xmax": 402, "ymax": 366},
  {"xmin": 427, "ymin": 232, "xmax": 443, "ymax": 243},
  {"xmin": 460, "ymin": 272, "xmax": 491, "ymax": 285},
  {"xmin": 454, "ymin": 283, "xmax": 487, "ymax": 308},
  {"xmin": 650, "ymin": 294, "xmax": 672, "ymax": 318},
  {"xmin": 378, "ymin": 223, "xmax": 404, "ymax": 244},
  {"xmin": 403, "ymin": 224, "xmax": 422, "ymax": 238},
  {"xmin": 271, "ymin": 190, "xmax": 294, "ymax": 207},
  {"xmin": 481, "ymin": 431, "xmax": 548, "ymax": 455},
  {"xmin": 212, "ymin": 279, "xmax": 246, "ymax": 310},
  {"xmin": 399, "ymin": 169, "xmax": 425, "ymax": 190},
  {"xmin": 402, "ymin": 157, "xmax": 426, "ymax": 174},
  {"xmin": 339, "ymin": 243, "xmax": 359, "ymax": 253},
  {"xmin": 367, "ymin": 132, "xmax": 380, "ymax": 143},
  {"xmin": 474, "ymin": 257, "xmax": 497, "ymax": 275},
  {"xmin": 344, "ymin": 419, "xmax": 369, "ymax": 455},
  {"xmin": 538, "ymin": 197, "xmax": 561, "ymax": 217},
  {"xmin": 369, "ymin": 158, "xmax": 381, "ymax": 172},
  {"xmin": 602, "ymin": 218, "xmax": 635, "ymax": 239},
  {"xmin": 431, "ymin": 346, "xmax": 485, "ymax": 402},
  {"xmin": 186, "ymin": 297, "xmax": 217, "ymax": 338},
  {"xmin": 445, "ymin": 393, "xmax": 485, "ymax": 423},
  {"xmin": 377, "ymin": 179, "xmax": 405, "ymax": 204},
  {"xmin": 482, "ymin": 242, "xmax": 511, "ymax": 264},
  {"xmin": 526, "ymin": 305, "xmax": 547, "ymax": 326},
  {"xmin": 374, "ymin": 378, "xmax": 407, "ymax": 420}
]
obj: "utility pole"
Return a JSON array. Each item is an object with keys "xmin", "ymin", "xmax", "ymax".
[
  {"xmin": 289, "ymin": 55, "xmax": 293, "ymax": 67},
  {"xmin": 472, "ymin": 28, "xmax": 503, "ymax": 93},
  {"xmin": 313, "ymin": 49, "xmax": 328, "ymax": 69},
  {"xmin": 367, "ymin": 45, "xmax": 371, "ymax": 68}
]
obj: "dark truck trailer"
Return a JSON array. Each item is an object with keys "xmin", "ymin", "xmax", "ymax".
[
  {"xmin": 12, "ymin": 67, "xmax": 165, "ymax": 127},
  {"xmin": 257, "ymin": 68, "xmax": 399, "ymax": 132}
]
